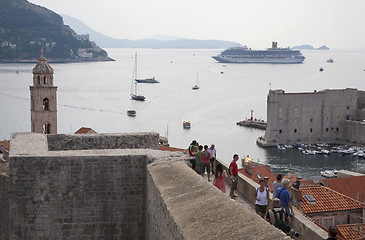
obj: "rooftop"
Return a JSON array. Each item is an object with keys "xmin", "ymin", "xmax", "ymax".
[
  {"xmin": 337, "ymin": 223, "xmax": 365, "ymax": 240},
  {"xmin": 74, "ymin": 127, "xmax": 97, "ymax": 134},
  {"xmin": 299, "ymin": 185, "xmax": 365, "ymax": 214},
  {"xmin": 238, "ymin": 163, "xmax": 276, "ymax": 191},
  {"xmin": 319, "ymin": 176, "xmax": 365, "ymax": 203}
]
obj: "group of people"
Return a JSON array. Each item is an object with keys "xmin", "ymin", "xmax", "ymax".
[
  {"xmin": 187, "ymin": 143, "xmax": 337, "ymax": 239},
  {"xmin": 188, "ymin": 140, "xmax": 226, "ymax": 193}
]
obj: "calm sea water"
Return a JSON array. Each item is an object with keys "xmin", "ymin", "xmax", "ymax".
[{"xmin": 1, "ymin": 48, "xmax": 364, "ymax": 181}]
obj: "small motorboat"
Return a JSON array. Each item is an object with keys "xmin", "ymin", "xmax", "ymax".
[
  {"xmin": 192, "ymin": 85, "xmax": 199, "ymax": 90},
  {"xmin": 192, "ymin": 72, "xmax": 199, "ymax": 90},
  {"xmin": 241, "ymin": 155, "xmax": 255, "ymax": 166},
  {"xmin": 183, "ymin": 121, "xmax": 191, "ymax": 129},
  {"xmin": 319, "ymin": 67, "xmax": 324, "ymax": 72},
  {"xmin": 127, "ymin": 109, "xmax": 136, "ymax": 117},
  {"xmin": 327, "ymin": 58, "xmax": 334, "ymax": 63},
  {"xmin": 277, "ymin": 144, "xmax": 286, "ymax": 151},
  {"xmin": 320, "ymin": 170, "xmax": 338, "ymax": 178}
]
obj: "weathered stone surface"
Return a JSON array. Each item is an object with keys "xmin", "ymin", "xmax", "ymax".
[
  {"xmin": 0, "ymin": 173, "xmax": 9, "ymax": 239},
  {"xmin": 147, "ymin": 161, "xmax": 290, "ymax": 240},
  {"xmin": 47, "ymin": 132, "xmax": 160, "ymax": 151}
]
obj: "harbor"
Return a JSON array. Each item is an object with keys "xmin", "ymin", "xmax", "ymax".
[{"xmin": 0, "ymin": 48, "xmax": 364, "ymax": 181}]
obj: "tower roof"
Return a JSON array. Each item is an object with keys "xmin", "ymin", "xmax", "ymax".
[{"xmin": 32, "ymin": 49, "xmax": 54, "ymax": 74}]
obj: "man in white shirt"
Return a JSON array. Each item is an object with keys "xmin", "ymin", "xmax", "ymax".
[{"xmin": 207, "ymin": 144, "xmax": 216, "ymax": 174}]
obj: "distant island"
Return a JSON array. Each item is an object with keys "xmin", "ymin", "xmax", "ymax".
[
  {"xmin": 62, "ymin": 15, "xmax": 240, "ymax": 49},
  {"xmin": 0, "ymin": 0, "xmax": 113, "ymax": 63},
  {"xmin": 292, "ymin": 45, "xmax": 329, "ymax": 50}
]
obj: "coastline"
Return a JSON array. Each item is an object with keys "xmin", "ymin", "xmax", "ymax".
[{"xmin": 0, "ymin": 57, "xmax": 115, "ymax": 64}]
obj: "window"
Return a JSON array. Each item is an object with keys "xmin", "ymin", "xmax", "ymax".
[
  {"xmin": 347, "ymin": 106, "xmax": 350, "ymax": 110},
  {"xmin": 294, "ymin": 129, "xmax": 297, "ymax": 133},
  {"xmin": 336, "ymin": 128, "xmax": 339, "ymax": 132},
  {"xmin": 326, "ymin": 128, "xmax": 329, "ymax": 132},
  {"xmin": 43, "ymin": 123, "xmax": 50, "ymax": 134},
  {"xmin": 279, "ymin": 129, "xmax": 282, "ymax": 133},
  {"xmin": 43, "ymin": 98, "xmax": 49, "ymax": 110},
  {"xmin": 37, "ymin": 76, "xmax": 40, "ymax": 84},
  {"xmin": 310, "ymin": 119, "xmax": 313, "ymax": 123},
  {"xmin": 310, "ymin": 128, "xmax": 313, "ymax": 132},
  {"xmin": 44, "ymin": 76, "xmax": 47, "ymax": 84}
]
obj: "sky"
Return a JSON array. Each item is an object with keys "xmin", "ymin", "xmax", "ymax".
[{"xmin": 29, "ymin": 0, "xmax": 365, "ymax": 49}]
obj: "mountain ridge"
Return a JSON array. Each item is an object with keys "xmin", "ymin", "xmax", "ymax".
[{"xmin": 62, "ymin": 15, "xmax": 240, "ymax": 49}]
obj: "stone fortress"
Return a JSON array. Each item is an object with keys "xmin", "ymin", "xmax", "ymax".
[{"xmin": 259, "ymin": 88, "xmax": 365, "ymax": 146}]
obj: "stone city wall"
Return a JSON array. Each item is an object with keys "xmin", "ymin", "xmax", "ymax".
[
  {"xmin": 0, "ymin": 173, "xmax": 9, "ymax": 240},
  {"xmin": 341, "ymin": 120, "xmax": 365, "ymax": 145},
  {"xmin": 216, "ymin": 159, "xmax": 328, "ymax": 240},
  {"xmin": 148, "ymin": 160, "xmax": 289, "ymax": 240},
  {"xmin": 9, "ymin": 154, "xmax": 148, "ymax": 240},
  {"xmin": 47, "ymin": 132, "xmax": 159, "ymax": 151},
  {"xmin": 146, "ymin": 171, "xmax": 184, "ymax": 240}
]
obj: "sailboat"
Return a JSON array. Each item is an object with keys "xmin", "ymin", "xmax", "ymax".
[
  {"xmin": 130, "ymin": 57, "xmax": 145, "ymax": 101},
  {"xmin": 134, "ymin": 53, "xmax": 159, "ymax": 83},
  {"xmin": 130, "ymin": 81, "xmax": 145, "ymax": 101},
  {"xmin": 192, "ymin": 72, "xmax": 199, "ymax": 90}
]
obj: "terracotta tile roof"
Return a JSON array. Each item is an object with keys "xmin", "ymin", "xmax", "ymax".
[
  {"xmin": 319, "ymin": 176, "xmax": 365, "ymax": 203},
  {"xmin": 0, "ymin": 140, "xmax": 10, "ymax": 150},
  {"xmin": 299, "ymin": 185, "xmax": 365, "ymax": 214},
  {"xmin": 159, "ymin": 145, "xmax": 186, "ymax": 152},
  {"xmin": 238, "ymin": 164, "xmax": 276, "ymax": 191},
  {"xmin": 337, "ymin": 223, "xmax": 365, "ymax": 240},
  {"xmin": 74, "ymin": 127, "xmax": 97, "ymax": 134}
]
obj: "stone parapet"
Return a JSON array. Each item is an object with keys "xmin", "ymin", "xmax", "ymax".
[
  {"xmin": 148, "ymin": 160, "xmax": 289, "ymax": 240},
  {"xmin": 47, "ymin": 132, "xmax": 160, "ymax": 151}
]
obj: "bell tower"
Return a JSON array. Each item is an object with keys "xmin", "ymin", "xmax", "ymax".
[{"xmin": 30, "ymin": 49, "xmax": 57, "ymax": 134}]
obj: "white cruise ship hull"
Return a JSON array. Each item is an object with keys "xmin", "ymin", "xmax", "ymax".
[{"xmin": 212, "ymin": 55, "xmax": 304, "ymax": 64}]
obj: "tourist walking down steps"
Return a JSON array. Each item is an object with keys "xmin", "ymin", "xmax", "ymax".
[{"xmin": 229, "ymin": 154, "xmax": 239, "ymax": 198}]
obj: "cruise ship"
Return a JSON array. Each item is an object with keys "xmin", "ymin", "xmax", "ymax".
[{"xmin": 212, "ymin": 42, "xmax": 305, "ymax": 64}]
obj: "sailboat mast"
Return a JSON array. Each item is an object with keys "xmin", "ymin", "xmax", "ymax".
[{"xmin": 135, "ymin": 53, "xmax": 137, "ymax": 80}]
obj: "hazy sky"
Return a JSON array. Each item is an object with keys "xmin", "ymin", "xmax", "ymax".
[{"xmin": 29, "ymin": 0, "xmax": 365, "ymax": 49}]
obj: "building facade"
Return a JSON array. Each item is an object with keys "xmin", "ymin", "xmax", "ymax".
[
  {"xmin": 30, "ymin": 49, "xmax": 57, "ymax": 134},
  {"xmin": 261, "ymin": 88, "xmax": 365, "ymax": 146}
]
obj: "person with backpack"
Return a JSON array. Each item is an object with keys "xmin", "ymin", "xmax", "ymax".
[
  {"xmin": 275, "ymin": 178, "xmax": 295, "ymax": 217},
  {"xmin": 254, "ymin": 179, "xmax": 270, "ymax": 218},
  {"xmin": 266, "ymin": 198, "xmax": 300, "ymax": 238}
]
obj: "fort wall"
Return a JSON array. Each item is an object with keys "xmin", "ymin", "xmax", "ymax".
[
  {"xmin": 0, "ymin": 173, "xmax": 9, "ymax": 240},
  {"xmin": 262, "ymin": 88, "xmax": 365, "ymax": 146},
  {"xmin": 9, "ymin": 154, "xmax": 148, "ymax": 239},
  {"xmin": 341, "ymin": 120, "xmax": 365, "ymax": 145}
]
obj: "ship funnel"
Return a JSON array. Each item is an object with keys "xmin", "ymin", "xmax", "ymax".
[{"xmin": 272, "ymin": 42, "xmax": 278, "ymax": 49}]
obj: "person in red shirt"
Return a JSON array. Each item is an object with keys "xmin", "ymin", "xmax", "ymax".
[
  {"xmin": 200, "ymin": 145, "xmax": 211, "ymax": 181},
  {"xmin": 229, "ymin": 154, "xmax": 239, "ymax": 198}
]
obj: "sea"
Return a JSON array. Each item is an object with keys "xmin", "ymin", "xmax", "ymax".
[{"xmin": 1, "ymin": 48, "xmax": 365, "ymax": 181}]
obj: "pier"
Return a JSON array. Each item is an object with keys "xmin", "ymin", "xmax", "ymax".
[{"xmin": 236, "ymin": 120, "xmax": 267, "ymax": 130}]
